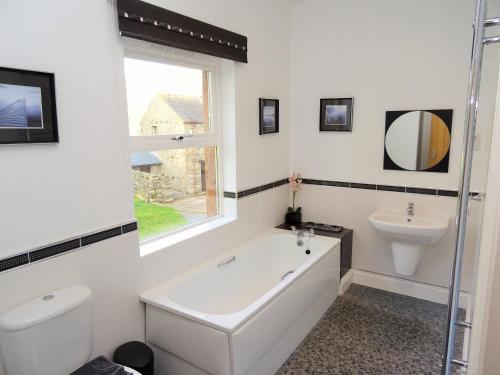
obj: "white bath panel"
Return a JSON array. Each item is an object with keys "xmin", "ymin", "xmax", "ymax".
[
  {"xmin": 150, "ymin": 344, "xmax": 209, "ymax": 375},
  {"xmin": 230, "ymin": 248, "xmax": 339, "ymax": 374},
  {"xmin": 146, "ymin": 306, "xmax": 231, "ymax": 375},
  {"xmin": 246, "ymin": 282, "xmax": 339, "ymax": 375}
]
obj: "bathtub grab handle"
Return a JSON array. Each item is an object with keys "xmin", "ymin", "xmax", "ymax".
[
  {"xmin": 217, "ymin": 256, "xmax": 236, "ymax": 268},
  {"xmin": 281, "ymin": 270, "xmax": 295, "ymax": 281}
]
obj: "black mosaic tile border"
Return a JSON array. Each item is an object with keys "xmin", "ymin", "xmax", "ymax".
[
  {"xmin": 29, "ymin": 238, "xmax": 81, "ymax": 263},
  {"xmin": 0, "ymin": 221, "xmax": 137, "ymax": 274},
  {"xmin": 122, "ymin": 221, "xmax": 138, "ymax": 233},
  {"xmin": 406, "ymin": 187, "xmax": 437, "ymax": 196},
  {"xmin": 81, "ymin": 226, "xmax": 123, "ymax": 246},
  {"xmin": 223, "ymin": 177, "xmax": 289, "ymax": 199},
  {"xmin": 0, "ymin": 253, "xmax": 29, "ymax": 272},
  {"xmin": 350, "ymin": 182, "xmax": 376, "ymax": 190},
  {"xmin": 377, "ymin": 184, "xmax": 406, "ymax": 192},
  {"xmin": 299, "ymin": 178, "xmax": 475, "ymax": 197},
  {"xmin": 325, "ymin": 180, "xmax": 349, "ymax": 188},
  {"xmin": 224, "ymin": 177, "xmax": 475, "ymax": 199},
  {"xmin": 437, "ymin": 190, "xmax": 459, "ymax": 197}
]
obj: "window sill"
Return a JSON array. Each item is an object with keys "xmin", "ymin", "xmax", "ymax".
[{"xmin": 140, "ymin": 214, "xmax": 236, "ymax": 257}]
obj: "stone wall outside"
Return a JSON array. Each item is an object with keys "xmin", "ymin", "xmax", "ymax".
[
  {"xmin": 134, "ymin": 94, "xmax": 208, "ymax": 203},
  {"xmin": 132, "ymin": 169, "xmax": 175, "ymax": 203},
  {"xmin": 132, "ymin": 148, "xmax": 206, "ymax": 204}
]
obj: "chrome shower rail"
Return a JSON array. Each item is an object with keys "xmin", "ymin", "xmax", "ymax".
[{"xmin": 442, "ymin": 2, "xmax": 500, "ymax": 374}]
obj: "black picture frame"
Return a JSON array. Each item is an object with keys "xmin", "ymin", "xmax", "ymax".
[
  {"xmin": 259, "ymin": 98, "xmax": 279, "ymax": 135},
  {"xmin": 0, "ymin": 67, "xmax": 58, "ymax": 144},
  {"xmin": 384, "ymin": 109, "xmax": 453, "ymax": 173},
  {"xmin": 319, "ymin": 98, "xmax": 353, "ymax": 132}
]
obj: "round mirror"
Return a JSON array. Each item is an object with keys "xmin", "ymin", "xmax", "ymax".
[{"xmin": 385, "ymin": 111, "xmax": 451, "ymax": 171}]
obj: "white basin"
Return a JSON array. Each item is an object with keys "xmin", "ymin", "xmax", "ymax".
[{"xmin": 369, "ymin": 211, "xmax": 449, "ymax": 275}]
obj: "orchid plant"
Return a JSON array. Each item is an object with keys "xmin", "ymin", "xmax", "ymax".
[{"xmin": 287, "ymin": 173, "xmax": 303, "ymax": 213}]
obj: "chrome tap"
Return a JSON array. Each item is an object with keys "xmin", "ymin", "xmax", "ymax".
[
  {"xmin": 407, "ymin": 202, "xmax": 415, "ymax": 216},
  {"xmin": 291, "ymin": 226, "xmax": 314, "ymax": 247},
  {"xmin": 296, "ymin": 230, "xmax": 305, "ymax": 247}
]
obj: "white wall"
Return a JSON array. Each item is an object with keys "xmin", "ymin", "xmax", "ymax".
[
  {"xmin": 0, "ymin": 0, "xmax": 291, "ymax": 372},
  {"xmin": 0, "ymin": 0, "xmax": 133, "ymax": 259},
  {"xmin": 480, "ymin": 209, "xmax": 500, "ymax": 374},
  {"xmin": 290, "ymin": 0, "xmax": 475, "ymax": 188},
  {"xmin": 289, "ymin": 0, "xmax": 499, "ymax": 289}
]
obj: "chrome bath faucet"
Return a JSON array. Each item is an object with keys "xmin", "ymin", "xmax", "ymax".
[
  {"xmin": 291, "ymin": 226, "xmax": 314, "ymax": 247},
  {"xmin": 407, "ymin": 202, "xmax": 415, "ymax": 216}
]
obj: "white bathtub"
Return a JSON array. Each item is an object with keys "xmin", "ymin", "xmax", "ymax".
[{"xmin": 140, "ymin": 228, "xmax": 341, "ymax": 375}]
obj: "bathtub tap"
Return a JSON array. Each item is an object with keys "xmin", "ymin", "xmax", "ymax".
[{"xmin": 291, "ymin": 227, "xmax": 315, "ymax": 247}]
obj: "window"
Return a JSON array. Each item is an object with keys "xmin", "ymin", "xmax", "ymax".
[{"xmin": 124, "ymin": 52, "xmax": 222, "ymax": 242}]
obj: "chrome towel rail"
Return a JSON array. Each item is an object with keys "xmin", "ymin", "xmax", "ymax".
[
  {"xmin": 484, "ymin": 35, "xmax": 500, "ymax": 44},
  {"xmin": 441, "ymin": 2, "xmax": 500, "ymax": 373},
  {"xmin": 484, "ymin": 17, "xmax": 500, "ymax": 26}
]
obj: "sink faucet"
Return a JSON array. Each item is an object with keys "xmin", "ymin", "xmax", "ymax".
[{"xmin": 407, "ymin": 202, "xmax": 415, "ymax": 216}]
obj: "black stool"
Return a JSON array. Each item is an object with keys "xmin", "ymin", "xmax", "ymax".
[{"xmin": 113, "ymin": 341, "xmax": 154, "ymax": 375}]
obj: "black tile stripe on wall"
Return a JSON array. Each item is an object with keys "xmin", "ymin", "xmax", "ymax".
[
  {"xmin": 224, "ymin": 177, "xmax": 470, "ymax": 199},
  {"xmin": 122, "ymin": 221, "xmax": 138, "ymax": 233},
  {"xmin": 438, "ymin": 189, "xmax": 459, "ymax": 197},
  {"xmin": 0, "ymin": 253, "xmax": 30, "ymax": 272},
  {"xmin": 0, "ymin": 221, "xmax": 138, "ymax": 274},
  {"xmin": 81, "ymin": 226, "xmax": 123, "ymax": 246},
  {"xmin": 223, "ymin": 177, "xmax": 289, "ymax": 199},
  {"xmin": 405, "ymin": 187, "xmax": 437, "ymax": 196},
  {"xmin": 300, "ymin": 178, "xmax": 463, "ymax": 197},
  {"xmin": 325, "ymin": 180, "xmax": 349, "ymax": 187},
  {"xmin": 350, "ymin": 183, "xmax": 376, "ymax": 190},
  {"xmin": 301, "ymin": 178, "xmax": 324, "ymax": 185},
  {"xmin": 29, "ymin": 238, "xmax": 81, "ymax": 263},
  {"xmin": 376, "ymin": 185, "xmax": 406, "ymax": 192}
]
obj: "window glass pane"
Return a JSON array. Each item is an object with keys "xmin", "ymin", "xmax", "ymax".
[
  {"xmin": 131, "ymin": 147, "xmax": 218, "ymax": 240},
  {"xmin": 124, "ymin": 57, "xmax": 211, "ymax": 136}
]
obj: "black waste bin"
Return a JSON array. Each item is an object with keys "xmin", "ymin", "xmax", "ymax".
[{"xmin": 113, "ymin": 341, "xmax": 154, "ymax": 375}]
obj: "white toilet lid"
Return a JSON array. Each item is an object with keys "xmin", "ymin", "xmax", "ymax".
[{"xmin": 124, "ymin": 366, "xmax": 142, "ymax": 375}]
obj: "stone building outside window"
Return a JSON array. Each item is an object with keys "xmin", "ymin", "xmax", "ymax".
[{"xmin": 124, "ymin": 50, "xmax": 221, "ymax": 241}]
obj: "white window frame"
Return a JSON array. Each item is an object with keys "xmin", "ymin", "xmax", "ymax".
[{"xmin": 124, "ymin": 39, "xmax": 225, "ymax": 245}]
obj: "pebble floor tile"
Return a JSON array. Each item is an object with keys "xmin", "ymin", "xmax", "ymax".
[{"xmin": 276, "ymin": 284, "xmax": 465, "ymax": 375}]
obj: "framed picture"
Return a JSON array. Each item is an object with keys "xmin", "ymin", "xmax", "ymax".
[
  {"xmin": 319, "ymin": 98, "xmax": 353, "ymax": 132},
  {"xmin": 259, "ymin": 98, "xmax": 279, "ymax": 135},
  {"xmin": 0, "ymin": 67, "xmax": 58, "ymax": 144}
]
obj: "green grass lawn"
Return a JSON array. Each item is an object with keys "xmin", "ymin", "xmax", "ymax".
[{"xmin": 134, "ymin": 198, "xmax": 187, "ymax": 240}]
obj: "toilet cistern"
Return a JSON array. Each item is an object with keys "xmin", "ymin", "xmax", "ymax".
[{"xmin": 0, "ymin": 285, "xmax": 141, "ymax": 375}]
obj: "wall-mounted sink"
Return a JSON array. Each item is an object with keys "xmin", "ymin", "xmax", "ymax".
[{"xmin": 369, "ymin": 210, "xmax": 449, "ymax": 275}]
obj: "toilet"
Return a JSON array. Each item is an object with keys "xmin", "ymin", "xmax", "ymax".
[{"xmin": 0, "ymin": 285, "xmax": 141, "ymax": 375}]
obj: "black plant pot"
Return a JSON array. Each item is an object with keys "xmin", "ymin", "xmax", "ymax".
[{"xmin": 285, "ymin": 211, "xmax": 302, "ymax": 225}]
